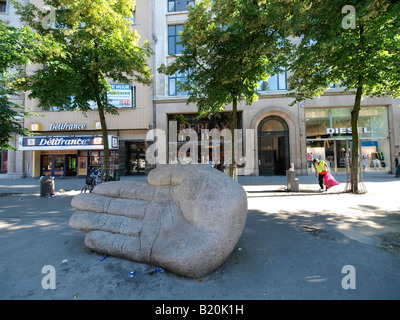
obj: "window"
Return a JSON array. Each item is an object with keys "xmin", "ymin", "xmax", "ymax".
[
  {"xmin": 42, "ymin": 106, "xmax": 62, "ymax": 111},
  {"xmin": 0, "ymin": 1, "xmax": 7, "ymax": 13},
  {"xmin": 168, "ymin": 25, "xmax": 184, "ymax": 55},
  {"xmin": 169, "ymin": 72, "xmax": 188, "ymax": 96},
  {"xmin": 329, "ymin": 83, "xmax": 343, "ymax": 89},
  {"xmin": 168, "ymin": 0, "xmax": 195, "ymax": 13},
  {"xmin": 257, "ymin": 70, "xmax": 287, "ymax": 91}
]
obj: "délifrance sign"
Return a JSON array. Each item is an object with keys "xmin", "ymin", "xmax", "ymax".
[
  {"xmin": 18, "ymin": 135, "xmax": 119, "ymax": 151},
  {"xmin": 49, "ymin": 123, "xmax": 87, "ymax": 131}
]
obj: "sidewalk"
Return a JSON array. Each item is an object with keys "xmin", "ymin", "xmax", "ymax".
[{"xmin": 0, "ymin": 171, "xmax": 399, "ymax": 300}]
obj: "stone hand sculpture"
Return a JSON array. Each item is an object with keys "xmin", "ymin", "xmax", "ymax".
[{"xmin": 70, "ymin": 164, "xmax": 247, "ymax": 278}]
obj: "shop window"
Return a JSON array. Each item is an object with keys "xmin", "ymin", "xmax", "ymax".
[
  {"xmin": 167, "ymin": 112, "xmax": 243, "ymax": 169},
  {"xmin": 86, "ymin": 150, "xmax": 119, "ymax": 175},
  {"xmin": 168, "ymin": 25, "xmax": 184, "ymax": 55},
  {"xmin": 0, "ymin": 151, "xmax": 7, "ymax": 173},
  {"xmin": 168, "ymin": 0, "xmax": 195, "ymax": 12},
  {"xmin": 305, "ymin": 106, "xmax": 390, "ymax": 172}
]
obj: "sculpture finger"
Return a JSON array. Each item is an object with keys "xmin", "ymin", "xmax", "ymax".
[
  {"xmin": 91, "ymin": 181, "xmax": 160, "ymax": 202},
  {"xmin": 147, "ymin": 164, "xmax": 193, "ymax": 186},
  {"xmin": 71, "ymin": 193, "xmax": 148, "ymax": 218},
  {"xmin": 69, "ymin": 211, "xmax": 142, "ymax": 237},
  {"xmin": 84, "ymin": 230, "xmax": 145, "ymax": 262}
]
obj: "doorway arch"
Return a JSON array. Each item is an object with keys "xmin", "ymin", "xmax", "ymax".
[{"xmin": 258, "ymin": 116, "xmax": 290, "ymax": 175}]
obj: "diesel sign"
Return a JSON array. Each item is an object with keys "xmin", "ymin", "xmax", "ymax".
[{"xmin": 326, "ymin": 127, "xmax": 371, "ymax": 134}]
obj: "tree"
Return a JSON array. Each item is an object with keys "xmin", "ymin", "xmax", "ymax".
[
  {"xmin": 13, "ymin": 0, "xmax": 153, "ymax": 180},
  {"xmin": 286, "ymin": 0, "xmax": 400, "ymax": 193},
  {"xmin": 158, "ymin": 0, "xmax": 292, "ymax": 178},
  {"xmin": 0, "ymin": 20, "xmax": 40, "ymax": 150}
]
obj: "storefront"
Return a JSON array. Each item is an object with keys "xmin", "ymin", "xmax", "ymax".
[
  {"xmin": 18, "ymin": 135, "xmax": 119, "ymax": 177},
  {"xmin": 257, "ymin": 116, "xmax": 290, "ymax": 175},
  {"xmin": 126, "ymin": 141, "xmax": 146, "ymax": 175},
  {"xmin": 305, "ymin": 106, "xmax": 391, "ymax": 172},
  {"xmin": 166, "ymin": 112, "xmax": 243, "ymax": 170}
]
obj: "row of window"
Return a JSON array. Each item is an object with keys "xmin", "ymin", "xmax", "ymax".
[
  {"xmin": 167, "ymin": 24, "xmax": 287, "ymax": 96},
  {"xmin": 168, "ymin": 72, "xmax": 288, "ymax": 96}
]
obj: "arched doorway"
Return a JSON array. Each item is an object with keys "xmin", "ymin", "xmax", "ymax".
[{"xmin": 258, "ymin": 116, "xmax": 290, "ymax": 175}]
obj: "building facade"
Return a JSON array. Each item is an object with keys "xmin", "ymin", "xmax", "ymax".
[
  {"xmin": 151, "ymin": 0, "xmax": 400, "ymax": 176},
  {"xmin": 2, "ymin": 0, "xmax": 400, "ymax": 178},
  {"xmin": 6, "ymin": 0, "xmax": 153, "ymax": 178}
]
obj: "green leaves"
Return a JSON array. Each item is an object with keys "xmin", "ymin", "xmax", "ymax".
[
  {"xmin": 286, "ymin": 0, "xmax": 400, "ymax": 104},
  {"xmin": 0, "ymin": 21, "xmax": 43, "ymax": 150}
]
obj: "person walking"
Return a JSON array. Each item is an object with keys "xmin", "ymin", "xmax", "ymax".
[
  {"xmin": 394, "ymin": 152, "xmax": 400, "ymax": 178},
  {"xmin": 314, "ymin": 158, "xmax": 329, "ymax": 191}
]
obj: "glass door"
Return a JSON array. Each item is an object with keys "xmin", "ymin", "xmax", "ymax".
[
  {"xmin": 259, "ymin": 136, "xmax": 274, "ymax": 175},
  {"xmin": 258, "ymin": 116, "xmax": 290, "ymax": 176},
  {"xmin": 41, "ymin": 155, "xmax": 53, "ymax": 176},
  {"xmin": 128, "ymin": 142, "xmax": 146, "ymax": 175},
  {"xmin": 41, "ymin": 155, "xmax": 66, "ymax": 176},
  {"xmin": 66, "ymin": 155, "xmax": 77, "ymax": 176}
]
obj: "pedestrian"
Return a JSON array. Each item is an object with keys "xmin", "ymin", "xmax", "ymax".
[
  {"xmin": 314, "ymin": 158, "xmax": 329, "ymax": 191},
  {"xmin": 394, "ymin": 152, "xmax": 400, "ymax": 178}
]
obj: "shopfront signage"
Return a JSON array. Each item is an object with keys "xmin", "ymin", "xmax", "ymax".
[
  {"xmin": 178, "ymin": 122, "xmax": 231, "ymax": 133},
  {"xmin": 30, "ymin": 124, "xmax": 41, "ymax": 131},
  {"xmin": 18, "ymin": 135, "xmax": 119, "ymax": 151},
  {"xmin": 89, "ymin": 84, "xmax": 134, "ymax": 109},
  {"xmin": 49, "ymin": 123, "xmax": 87, "ymax": 131},
  {"xmin": 326, "ymin": 127, "xmax": 371, "ymax": 135}
]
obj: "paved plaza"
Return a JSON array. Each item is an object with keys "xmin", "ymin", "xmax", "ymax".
[{"xmin": 0, "ymin": 170, "xmax": 399, "ymax": 300}]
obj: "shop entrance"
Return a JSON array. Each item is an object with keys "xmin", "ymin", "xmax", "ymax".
[
  {"xmin": 41, "ymin": 154, "xmax": 77, "ymax": 176},
  {"xmin": 127, "ymin": 142, "xmax": 146, "ymax": 175},
  {"xmin": 0, "ymin": 151, "xmax": 7, "ymax": 174},
  {"xmin": 258, "ymin": 116, "xmax": 290, "ymax": 175}
]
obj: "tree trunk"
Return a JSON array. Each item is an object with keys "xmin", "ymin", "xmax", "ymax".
[
  {"xmin": 98, "ymin": 105, "xmax": 110, "ymax": 182},
  {"xmin": 229, "ymin": 95, "xmax": 238, "ymax": 179},
  {"xmin": 350, "ymin": 75, "xmax": 363, "ymax": 193},
  {"xmin": 93, "ymin": 71, "xmax": 110, "ymax": 182}
]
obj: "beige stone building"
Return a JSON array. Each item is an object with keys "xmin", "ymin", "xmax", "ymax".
[
  {"xmin": 2, "ymin": 0, "xmax": 400, "ymax": 178},
  {"xmin": 10, "ymin": 0, "xmax": 153, "ymax": 178},
  {"xmin": 151, "ymin": 0, "xmax": 400, "ymax": 176}
]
